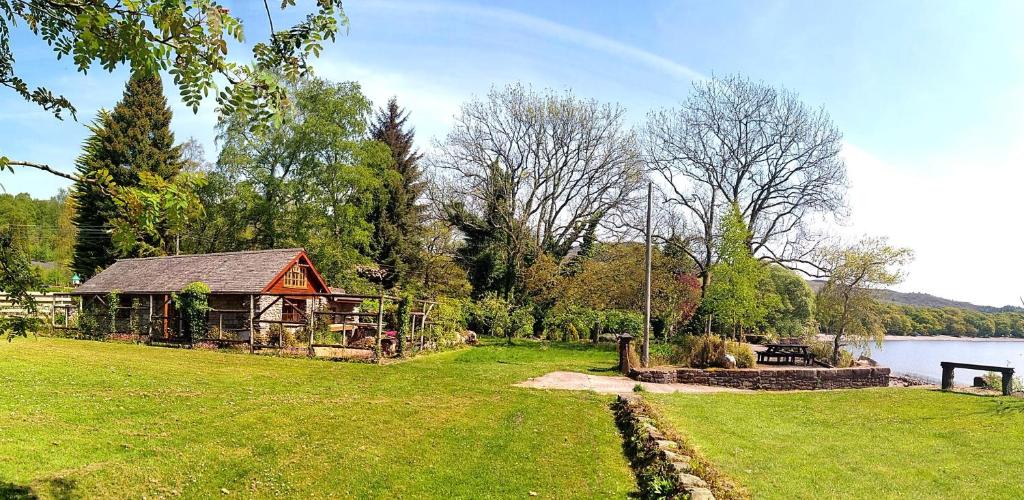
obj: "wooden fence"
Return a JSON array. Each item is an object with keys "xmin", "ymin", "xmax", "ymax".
[{"xmin": 0, "ymin": 292, "xmax": 76, "ymax": 317}]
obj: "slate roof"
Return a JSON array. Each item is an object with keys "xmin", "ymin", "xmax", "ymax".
[{"xmin": 72, "ymin": 248, "xmax": 305, "ymax": 295}]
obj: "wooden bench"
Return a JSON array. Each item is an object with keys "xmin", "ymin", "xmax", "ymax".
[{"xmin": 940, "ymin": 362, "xmax": 1015, "ymax": 396}]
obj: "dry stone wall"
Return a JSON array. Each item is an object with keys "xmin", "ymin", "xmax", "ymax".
[{"xmin": 630, "ymin": 366, "xmax": 889, "ymax": 390}]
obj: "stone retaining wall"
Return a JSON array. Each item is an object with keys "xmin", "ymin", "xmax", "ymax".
[
  {"xmin": 613, "ymin": 394, "xmax": 716, "ymax": 500},
  {"xmin": 630, "ymin": 366, "xmax": 890, "ymax": 390}
]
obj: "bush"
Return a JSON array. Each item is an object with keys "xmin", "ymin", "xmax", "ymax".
[
  {"xmin": 681, "ymin": 334, "xmax": 727, "ymax": 368},
  {"xmin": 424, "ymin": 297, "xmax": 470, "ymax": 348},
  {"xmin": 471, "ymin": 294, "xmax": 511, "ymax": 338},
  {"xmin": 604, "ymin": 310, "xmax": 643, "ymax": 336},
  {"xmin": 509, "ymin": 307, "xmax": 535, "ymax": 339},
  {"xmin": 809, "ymin": 339, "xmax": 853, "ymax": 367},
  {"xmin": 106, "ymin": 290, "xmax": 120, "ymax": 336},
  {"xmin": 648, "ymin": 341, "xmax": 687, "ymax": 366},
  {"xmin": 727, "ymin": 341, "xmax": 756, "ymax": 368},
  {"xmin": 77, "ymin": 310, "xmax": 104, "ymax": 339},
  {"xmin": 982, "ymin": 372, "xmax": 1024, "ymax": 393},
  {"xmin": 173, "ymin": 282, "xmax": 210, "ymax": 342},
  {"xmin": 128, "ymin": 297, "xmax": 144, "ymax": 336},
  {"xmin": 542, "ymin": 306, "xmax": 602, "ymax": 341}
]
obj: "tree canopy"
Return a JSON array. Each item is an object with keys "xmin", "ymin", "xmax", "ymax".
[
  {"xmin": 816, "ymin": 238, "xmax": 913, "ymax": 363},
  {"xmin": 369, "ymin": 97, "xmax": 426, "ymax": 288},
  {"xmin": 72, "ymin": 72, "xmax": 190, "ymax": 277},
  {"xmin": 644, "ymin": 74, "xmax": 847, "ymax": 286},
  {"xmin": 191, "ymin": 77, "xmax": 392, "ymax": 290},
  {"xmin": 702, "ymin": 204, "xmax": 778, "ymax": 337}
]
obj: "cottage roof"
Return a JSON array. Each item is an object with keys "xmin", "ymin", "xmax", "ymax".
[{"xmin": 72, "ymin": 248, "xmax": 315, "ymax": 294}]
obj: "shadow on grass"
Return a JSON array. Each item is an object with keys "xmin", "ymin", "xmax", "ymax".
[
  {"xmin": 0, "ymin": 478, "xmax": 79, "ymax": 500},
  {"xmin": 990, "ymin": 398, "xmax": 1024, "ymax": 415},
  {"xmin": 0, "ymin": 482, "xmax": 35, "ymax": 500}
]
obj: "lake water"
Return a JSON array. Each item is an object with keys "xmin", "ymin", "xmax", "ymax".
[{"xmin": 862, "ymin": 338, "xmax": 1024, "ymax": 383}]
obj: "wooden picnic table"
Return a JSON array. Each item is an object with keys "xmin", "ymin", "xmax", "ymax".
[{"xmin": 757, "ymin": 343, "xmax": 813, "ymax": 365}]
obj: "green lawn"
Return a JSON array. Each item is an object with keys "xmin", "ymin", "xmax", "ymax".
[
  {"xmin": 651, "ymin": 388, "xmax": 1024, "ymax": 499},
  {"xmin": 0, "ymin": 338, "xmax": 634, "ymax": 498}
]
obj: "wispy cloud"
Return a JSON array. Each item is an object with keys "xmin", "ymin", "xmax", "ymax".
[{"xmin": 365, "ymin": 0, "xmax": 705, "ymax": 82}]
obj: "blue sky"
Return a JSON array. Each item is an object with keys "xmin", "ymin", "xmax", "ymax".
[{"xmin": 2, "ymin": 0, "xmax": 1022, "ymax": 306}]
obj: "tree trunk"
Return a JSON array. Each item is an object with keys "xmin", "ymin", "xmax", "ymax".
[{"xmin": 832, "ymin": 327, "xmax": 844, "ymax": 366}]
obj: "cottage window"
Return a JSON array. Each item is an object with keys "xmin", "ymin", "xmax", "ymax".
[
  {"xmin": 282, "ymin": 298, "xmax": 306, "ymax": 323},
  {"xmin": 283, "ymin": 264, "xmax": 308, "ymax": 288}
]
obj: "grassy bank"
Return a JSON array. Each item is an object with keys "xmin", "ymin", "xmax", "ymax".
[
  {"xmin": 651, "ymin": 388, "xmax": 1024, "ymax": 499},
  {"xmin": 0, "ymin": 338, "xmax": 633, "ymax": 498}
]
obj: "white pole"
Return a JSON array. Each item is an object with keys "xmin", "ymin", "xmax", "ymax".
[{"xmin": 642, "ymin": 182, "xmax": 653, "ymax": 367}]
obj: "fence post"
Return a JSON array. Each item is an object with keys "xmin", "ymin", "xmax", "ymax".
[
  {"xmin": 375, "ymin": 290, "xmax": 385, "ymax": 363},
  {"xmin": 940, "ymin": 363, "xmax": 953, "ymax": 391},
  {"xmin": 307, "ymin": 302, "xmax": 316, "ymax": 358},
  {"xmin": 249, "ymin": 295, "xmax": 255, "ymax": 354},
  {"xmin": 618, "ymin": 334, "xmax": 635, "ymax": 375}
]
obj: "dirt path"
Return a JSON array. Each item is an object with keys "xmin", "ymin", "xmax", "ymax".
[{"xmin": 514, "ymin": 371, "xmax": 747, "ymax": 394}]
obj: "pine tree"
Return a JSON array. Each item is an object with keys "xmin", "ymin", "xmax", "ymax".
[
  {"xmin": 72, "ymin": 72, "xmax": 183, "ymax": 278},
  {"xmin": 369, "ymin": 97, "xmax": 426, "ymax": 288}
]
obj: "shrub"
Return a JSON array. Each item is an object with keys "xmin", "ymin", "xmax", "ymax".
[
  {"xmin": 396, "ymin": 294, "xmax": 411, "ymax": 357},
  {"xmin": 681, "ymin": 334, "xmax": 726, "ymax": 368},
  {"xmin": 727, "ymin": 341, "xmax": 756, "ymax": 368},
  {"xmin": 648, "ymin": 341, "xmax": 687, "ymax": 366},
  {"xmin": 509, "ymin": 306, "xmax": 535, "ymax": 339},
  {"xmin": 77, "ymin": 311, "xmax": 103, "ymax": 339},
  {"xmin": 173, "ymin": 282, "xmax": 210, "ymax": 342},
  {"xmin": 424, "ymin": 297, "xmax": 470, "ymax": 348},
  {"xmin": 267, "ymin": 323, "xmax": 285, "ymax": 346},
  {"xmin": 604, "ymin": 310, "xmax": 643, "ymax": 336},
  {"xmin": 471, "ymin": 293, "xmax": 512, "ymax": 338},
  {"xmin": 106, "ymin": 290, "xmax": 120, "ymax": 336},
  {"xmin": 808, "ymin": 339, "xmax": 853, "ymax": 367},
  {"xmin": 982, "ymin": 372, "xmax": 1024, "ymax": 393},
  {"xmin": 543, "ymin": 306, "xmax": 602, "ymax": 341}
]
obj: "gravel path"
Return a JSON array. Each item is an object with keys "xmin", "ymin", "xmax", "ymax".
[{"xmin": 514, "ymin": 371, "xmax": 747, "ymax": 394}]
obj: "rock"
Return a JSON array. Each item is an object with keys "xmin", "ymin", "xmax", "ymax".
[
  {"xmin": 674, "ymin": 473, "xmax": 708, "ymax": 489},
  {"xmin": 973, "ymin": 376, "xmax": 988, "ymax": 388},
  {"xmin": 715, "ymin": 353, "xmax": 737, "ymax": 369},
  {"xmin": 463, "ymin": 330, "xmax": 478, "ymax": 345},
  {"xmin": 597, "ymin": 334, "xmax": 618, "ymax": 343},
  {"xmin": 668, "ymin": 459, "xmax": 693, "ymax": 474},
  {"xmin": 687, "ymin": 487, "xmax": 716, "ymax": 500},
  {"xmin": 654, "ymin": 439, "xmax": 679, "ymax": 450},
  {"xmin": 856, "ymin": 355, "xmax": 878, "ymax": 367}
]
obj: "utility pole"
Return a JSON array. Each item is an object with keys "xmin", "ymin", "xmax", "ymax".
[{"xmin": 642, "ymin": 182, "xmax": 653, "ymax": 367}]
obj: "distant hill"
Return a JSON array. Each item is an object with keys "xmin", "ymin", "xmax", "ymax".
[{"xmin": 806, "ymin": 280, "xmax": 1024, "ymax": 314}]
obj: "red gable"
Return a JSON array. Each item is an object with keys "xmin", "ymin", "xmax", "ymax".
[{"xmin": 262, "ymin": 251, "xmax": 331, "ymax": 294}]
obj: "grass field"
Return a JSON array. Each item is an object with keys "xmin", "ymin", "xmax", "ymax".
[
  {"xmin": 0, "ymin": 338, "xmax": 634, "ymax": 498},
  {"xmin": 651, "ymin": 388, "xmax": 1024, "ymax": 499}
]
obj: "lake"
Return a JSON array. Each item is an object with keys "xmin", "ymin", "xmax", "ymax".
[{"xmin": 862, "ymin": 338, "xmax": 1024, "ymax": 383}]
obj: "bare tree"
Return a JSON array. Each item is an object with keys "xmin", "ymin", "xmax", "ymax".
[
  {"xmin": 643, "ymin": 74, "xmax": 847, "ymax": 288},
  {"xmin": 431, "ymin": 83, "xmax": 644, "ymax": 259}
]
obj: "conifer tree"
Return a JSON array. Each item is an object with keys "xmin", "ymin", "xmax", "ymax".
[
  {"xmin": 369, "ymin": 97, "xmax": 426, "ymax": 288},
  {"xmin": 72, "ymin": 72, "xmax": 183, "ymax": 278}
]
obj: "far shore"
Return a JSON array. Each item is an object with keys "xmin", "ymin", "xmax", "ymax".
[
  {"xmin": 817, "ymin": 334, "xmax": 1024, "ymax": 343},
  {"xmin": 883, "ymin": 335, "xmax": 1024, "ymax": 342}
]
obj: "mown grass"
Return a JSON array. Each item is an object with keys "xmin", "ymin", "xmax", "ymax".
[
  {"xmin": 651, "ymin": 388, "xmax": 1024, "ymax": 499},
  {"xmin": 0, "ymin": 338, "xmax": 634, "ymax": 498}
]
